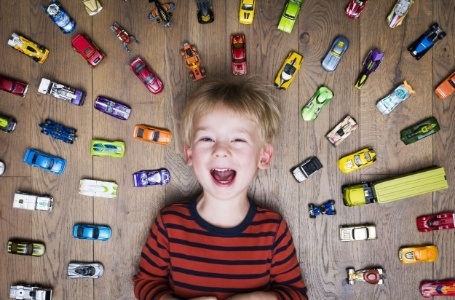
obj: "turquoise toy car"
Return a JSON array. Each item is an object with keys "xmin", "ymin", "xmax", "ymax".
[
  {"xmin": 277, "ymin": 0, "xmax": 302, "ymax": 33},
  {"xmin": 301, "ymin": 86, "xmax": 334, "ymax": 121},
  {"xmin": 400, "ymin": 117, "xmax": 440, "ymax": 145},
  {"xmin": 73, "ymin": 223, "xmax": 111, "ymax": 241}
]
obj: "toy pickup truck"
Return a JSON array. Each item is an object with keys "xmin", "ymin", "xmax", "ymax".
[
  {"xmin": 10, "ymin": 284, "xmax": 52, "ymax": 300},
  {"xmin": 13, "ymin": 192, "xmax": 53, "ymax": 212}
]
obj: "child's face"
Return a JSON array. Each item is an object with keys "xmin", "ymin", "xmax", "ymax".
[{"xmin": 184, "ymin": 105, "xmax": 273, "ymax": 201}]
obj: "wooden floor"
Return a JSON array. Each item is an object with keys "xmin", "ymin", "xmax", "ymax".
[{"xmin": 1, "ymin": 0, "xmax": 454, "ymax": 299}]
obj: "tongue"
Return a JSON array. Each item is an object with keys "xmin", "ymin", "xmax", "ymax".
[{"xmin": 212, "ymin": 169, "xmax": 236, "ymax": 183}]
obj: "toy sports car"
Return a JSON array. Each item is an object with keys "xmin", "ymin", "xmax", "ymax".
[
  {"xmin": 41, "ymin": 0, "xmax": 76, "ymax": 34},
  {"xmin": 408, "ymin": 23, "xmax": 446, "ymax": 60},
  {"xmin": 7, "ymin": 33, "xmax": 49, "ymax": 64},
  {"xmin": 376, "ymin": 80, "xmax": 415, "ymax": 115},
  {"xmin": 130, "ymin": 57, "xmax": 164, "ymax": 94},
  {"xmin": 110, "ymin": 22, "xmax": 138, "ymax": 52},
  {"xmin": 346, "ymin": 267, "xmax": 385, "ymax": 285},
  {"xmin": 133, "ymin": 124, "xmax": 172, "ymax": 145},
  {"xmin": 340, "ymin": 224, "xmax": 377, "ymax": 241},
  {"xmin": 68, "ymin": 262, "xmax": 104, "ymax": 279},
  {"xmin": 82, "ymin": 0, "xmax": 103, "ymax": 16},
  {"xmin": 23, "ymin": 148, "xmax": 66, "ymax": 175},
  {"xmin": 94, "ymin": 96, "xmax": 131, "ymax": 120},
  {"xmin": 420, "ymin": 280, "xmax": 455, "ymax": 298},
  {"xmin": 71, "ymin": 33, "xmax": 104, "ymax": 67},
  {"xmin": 325, "ymin": 116, "xmax": 358, "ymax": 147},
  {"xmin": 291, "ymin": 156, "xmax": 323, "ymax": 183},
  {"xmin": 8, "ymin": 240, "xmax": 45, "ymax": 257},
  {"xmin": 338, "ymin": 147, "xmax": 376, "ymax": 174},
  {"xmin": 133, "ymin": 168, "xmax": 171, "ymax": 187},
  {"xmin": 308, "ymin": 200, "xmax": 336, "ymax": 218},
  {"xmin": 435, "ymin": 70, "xmax": 455, "ymax": 100},
  {"xmin": 91, "ymin": 139, "xmax": 125, "ymax": 158},
  {"xmin": 345, "ymin": 0, "xmax": 369, "ymax": 19},
  {"xmin": 10, "ymin": 284, "xmax": 53, "ymax": 300},
  {"xmin": 39, "ymin": 119, "xmax": 77, "ymax": 144},
  {"xmin": 73, "ymin": 223, "xmax": 111, "ymax": 241},
  {"xmin": 239, "ymin": 0, "xmax": 255, "ymax": 24},
  {"xmin": 387, "ymin": 0, "xmax": 414, "ymax": 28},
  {"xmin": 399, "ymin": 245, "xmax": 438, "ymax": 264},
  {"xmin": 181, "ymin": 42, "xmax": 206, "ymax": 81},
  {"xmin": 149, "ymin": 0, "xmax": 175, "ymax": 26},
  {"xmin": 38, "ymin": 78, "xmax": 85, "ymax": 106},
  {"xmin": 400, "ymin": 116, "xmax": 440, "ymax": 145},
  {"xmin": 79, "ymin": 179, "xmax": 118, "ymax": 198},
  {"xmin": 322, "ymin": 36, "xmax": 349, "ymax": 72},
  {"xmin": 195, "ymin": 0, "xmax": 214, "ymax": 24},
  {"xmin": 355, "ymin": 48, "xmax": 384, "ymax": 89},
  {"xmin": 301, "ymin": 86, "xmax": 334, "ymax": 121},
  {"xmin": 231, "ymin": 34, "xmax": 247, "ymax": 75},
  {"xmin": 274, "ymin": 51, "xmax": 304, "ymax": 89},
  {"xmin": 0, "ymin": 75, "xmax": 28, "ymax": 97},
  {"xmin": 277, "ymin": 0, "xmax": 303, "ymax": 33},
  {"xmin": 417, "ymin": 212, "xmax": 455, "ymax": 232},
  {"xmin": 0, "ymin": 113, "xmax": 17, "ymax": 133}
]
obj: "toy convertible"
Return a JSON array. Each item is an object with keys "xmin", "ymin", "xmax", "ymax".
[
  {"xmin": 408, "ymin": 23, "xmax": 446, "ymax": 60},
  {"xmin": 355, "ymin": 48, "xmax": 384, "ymax": 89}
]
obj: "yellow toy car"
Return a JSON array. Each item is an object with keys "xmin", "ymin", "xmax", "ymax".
[
  {"xmin": 8, "ymin": 240, "xmax": 45, "ymax": 257},
  {"xmin": 274, "ymin": 51, "xmax": 303, "ymax": 90},
  {"xmin": 91, "ymin": 139, "xmax": 125, "ymax": 158},
  {"xmin": 399, "ymin": 245, "xmax": 438, "ymax": 264},
  {"xmin": 338, "ymin": 147, "xmax": 377, "ymax": 174},
  {"xmin": 239, "ymin": 0, "xmax": 255, "ymax": 24},
  {"xmin": 7, "ymin": 33, "xmax": 49, "ymax": 64}
]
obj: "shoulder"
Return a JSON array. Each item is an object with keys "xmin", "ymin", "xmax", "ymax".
[
  {"xmin": 158, "ymin": 202, "xmax": 194, "ymax": 227},
  {"xmin": 247, "ymin": 205, "xmax": 288, "ymax": 234}
]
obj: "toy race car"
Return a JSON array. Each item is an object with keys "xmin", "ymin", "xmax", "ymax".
[
  {"xmin": 291, "ymin": 156, "xmax": 323, "ymax": 183},
  {"xmin": 301, "ymin": 86, "xmax": 334, "ymax": 121},
  {"xmin": 322, "ymin": 36, "xmax": 349, "ymax": 72},
  {"xmin": 340, "ymin": 224, "xmax": 377, "ymax": 241},
  {"xmin": 355, "ymin": 48, "xmax": 384, "ymax": 89},
  {"xmin": 79, "ymin": 179, "xmax": 118, "ymax": 198},
  {"xmin": 376, "ymin": 80, "xmax": 415, "ymax": 115},
  {"xmin": 71, "ymin": 33, "xmax": 105, "ymax": 67},
  {"xmin": 325, "ymin": 116, "xmax": 358, "ymax": 147},
  {"xmin": 408, "ymin": 23, "xmax": 446, "ymax": 60},
  {"xmin": 41, "ymin": 0, "xmax": 76, "ymax": 34},
  {"xmin": 82, "ymin": 0, "xmax": 103, "ymax": 16},
  {"xmin": 0, "ymin": 75, "xmax": 28, "ymax": 97},
  {"xmin": 274, "ymin": 51, "xmax": 304, "ymax": 89},
  {"xmin": 132, "ymin": 168, "xmax": 171, "ymax": 187},
  {"xmin": 195, "ymin": 0, "xmax": 214, "ymax": 24},
  {"xmin": 23, "ymin": 148, "xmax": 66, "ymax": 175},
  {"xmin": 420, "ymin": 280, "xmax": 455, "ymax": 298},
  {"xmin": 435, "ymin": 70, "xmax": 455, "ymax": 100},
  {"xmin": 0, "ymin": 112, "xmax": 17, "ymax": 133},
  {"xmin": 400, "ymin": 116, "xmax": 440, "ymax": 145},
  {"xmin": 110, "ymin": 22, "xmax": 138, "ymax": 52},
  {"xmin": 130, "ymin": 57, "xmax": 164, "ymax": 94},
  {"xmin": 278, "ymin": 0, "xmax": 303, "ymax": 33},
  {"xmin": 68, "ymin": 262, "xmax": 104, "ymax": 279},
  {"xmin": 180, "ymin": 42, "xmax": 206, "ymax": 81},
  {"xmin": 416, "ymin": 212, "xmax": 455, "ymax": 232},
  {"xmin": 338, "ymin": 147, "xmax": 377, "ymax": 174},
  {"xmin": 239, "ymin": 0, "xmax": 256, "ymax": 24},
  {"xmin": 148, "ymin": 0, "xmax": 175, "ymax": 26},
  {"xmin": 8, "ymin": 240, "xmax": 45, "ymax": 257},
  {"xmin": 308, "ymin": 200, "xmax": 336, "ymax": 218},
  {"xmin": 94, "ymin": 96, "xmax": 131, "ymax": 120},
  {"xmin": 345, "ymin": 0, "xmax": 369, "ymax": 18},
  {"xmin": 387, "ymin": 0, "xmax": 414, "ymax": 28},
  {"xmin": 10, "ymin": 284, "xmax": 52, "ymax": 300},
  {"xmin": 399, "ymin": 245, "xmax": 438, "ymax": 264},
  {"xmin": 7, "ymin": 33, "xmax": 49, "ymax": 64},
  {"xmin": 73, "ymin": 223, "xmax": 112, "ymax": 241},
  {"xmin": 133, "ymin": 124, "xmax": 172, "ymax": 145},
  {"xmin": 346, "ymin": 267, "xmax": 385, "ymax": 285},
  {"xmin": 38, "ymin": 78, "xmax": 85, "ymax": 106},
  {"xmin": 91, "ymin": 139, "xmax": 125, "ymax": 158},
  {"xmin": 231, "ymin": 34, "xmax": 247, "ymax": 75},
  {"xmin": 39, "ymin": 119, "xmax": 77, "ymax": 144}
]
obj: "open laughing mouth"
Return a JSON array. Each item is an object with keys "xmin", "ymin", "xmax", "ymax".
[{"xmin": 210, "ymin": 168, "xmax": 236, "ymax": 184}]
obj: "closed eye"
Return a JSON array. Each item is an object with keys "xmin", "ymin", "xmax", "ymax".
[
  {"xmin": 200, "ymin": 137, "xmax": 214, "ymax": 142},
  {"xmin": 232, "ymin": 138, "xmax": 246, "ymax": 142}
]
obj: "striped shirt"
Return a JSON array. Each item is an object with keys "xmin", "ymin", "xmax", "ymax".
[{"xmin": 133, "ymin": 199, "xmax": 307, "ymax": 300}]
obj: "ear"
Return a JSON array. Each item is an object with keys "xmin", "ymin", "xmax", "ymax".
[
  {"xmin": 258, "ymin": 143, "xmax": 274, "ymax": 170},
  {"xmin": 184, "ymin": 145, "xmax": 193, "ymax": 166}
]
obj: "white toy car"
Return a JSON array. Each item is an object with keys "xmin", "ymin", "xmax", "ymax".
[
  {"xmin": 38, "ymin": 78, "xmax": 85, "ymax": 106},
  {"xmin": 339, "ymin": 224, "xmax": 377, "ymax": 241},
  {"xmin": 68, "ymin": 262, "xmax": 104, "ymax": 278},
  {"xmin": 347, "ymin": 268, "xmax": 385, "ymax": 285},
  {"xmin": 9, "ymin": 285, "xmax": 52, "ymax": 300},
  {"xmin": 79, "ymin": 179, "xmax": 118, "ymax": 198},
  {"xmin": 325, "ymin": 116, "xmax": 358, "ymax": 147},
  {"xmin": 376, "ymin": 80, "xmax": 415, "ymax": 115},
  {"xmin": 13, "ymin": 192, "xmax": 53, "ymax": 212},
  {"xmin": 0, "ymin": 160, "xmax": 5, "ymax": 175}
]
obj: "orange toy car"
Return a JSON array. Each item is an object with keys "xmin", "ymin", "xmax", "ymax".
[
  {"xmin": 398, "ymin": 245, "xmax": 438, "ymax": 264},
  {"xmin": 435, "ymin": 70, "xmax": 455, "ymax": 99},
  {"xmin": 180, "ymin": 42, "xmax": 206, "ymax": 81},
  {"xmin": 133, "ymin": 124, "xmax": 172, "ymax": 145}
]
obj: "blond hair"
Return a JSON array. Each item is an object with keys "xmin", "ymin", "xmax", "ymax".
[{"xmin": 181, "ymin": 77, "xmax": 281, "ymax": 147}]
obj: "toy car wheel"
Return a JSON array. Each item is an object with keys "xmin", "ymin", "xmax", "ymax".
[
  {"xmin": 32, "ymin": 57, "xmax": 40, "ymax": 62},
  {"xmin": 430, "ymin": 23, "xmax": 439, "ymax": 30},
  {"xmin": 201, "ymin": 68, "xmax": 207, "ymax": 76},
  {"xmin": 438, "ymin": 32, "xmax": 447, "ymax": 39}
]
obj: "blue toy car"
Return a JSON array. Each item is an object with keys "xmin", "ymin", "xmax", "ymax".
[
  {"xmin": 22, "ymin": 148, "xmax": 66, "ymax": 175},
  {"xmin": 41, "ymin": 0, "xmax": 76, "ymax": 34},
  {"xmin": 73, "ymin": 223, "xmax": 111, "ymax": 241},
  {"xmin": 132, "ymin": 168, "xmax": 171, "ymax": 187},
  {"xmin": 408, "ymin": 23, "xmax": 446, "ymax": 60},
  {"xmin": 39, "ymin": 119, "xmax": 76, "ymax": 144},
  {"xmin": 309, "ymin": 200, "xmax": 336, "ymax": 218}
]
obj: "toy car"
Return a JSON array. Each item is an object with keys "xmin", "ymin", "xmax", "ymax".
[
  {"xmin": 291, "ymin": 156, "xmax": 323, "ymax": 183},
  {"xmin": 148, "ymin": 0, "xmax": 175, "ymax": 26},
  {"xmin": 399, "ymin": 245, "xmax": 438, "ymax": 264},
  {"xmin": 0, "ymin": 113, "xmax": 17, "ymax": 133},
  {"xmin": 435, "ymin": 70, "xmax": 455, "ymax": 99},
  {"xmin": 133, "ymin": 124, "xmax": 172, "ymax": 145},
  {"xmin": 13, "ymin": 192, "xmax": 53, "ymax": 212},
  {"xmin": 94, "ymin": 96, "xmax": 131, "ymax": 120},
  {"xmin": 73, "ymin": 223, "xmax": 111, "ymax": 241},
  {"xmin": 408, "ymin": 23, "xmax": 446, "ymax": 60},
  {"xmin": 82, "ymin": 0, "xmax": 103, "ymax": 16},
  {"xmin": 0, "ymin": 161, "xmax": 4, "ymax": 175},
  {"xmin": 420, "ymin": 280, "xmax": 455, "ymax": 298},
  {"xmin": 322, "ymin": 36, "xmax": 349, "ymax": 72},
  {"xmin": 22, "ymin": 148, "xmax": 66, "ymax": 175},
  {"xmin": 346, "ymin": 267, "xmax": 384, "ymax": 285},
  {"xmin": 68, "ymin": 262, "xmax": 104, "ymax": 279},
  {"xmin": 345, "ymin": 0, "xmax": 369, "ymax": 19},
  {"xmin": 354, "ymin": 48, "xmax": 384, "ymax": 89},
  {"xmin": 277, "ymin": 0, "xmax": 303, "ymax": 33},
  {"xmin": 400, "ymin": 116, "xmax": 440, "ymax": 145},
  {"xmin": 301, "ymin": 86, "xmax": 334, "ymax": 121},
  {"xmin": 376, "ymin": 80, "xmax": 415, "ymax": 115},
  {"xmin": 71, "ymin": 33, "xmax": 104, "ymax": 67},
  {"xmin": 7, "ymin": 240, "xmax": 45, "ymax": 257},
  {"xmin": 9, "ymin": 285, "xmax": 52, "ymax": 300},
  {"xmin": 39, "ymin": 119, "xmax": 77, "ymax": 144},
  {"xmin": 417, "ymin": 212, "xmax": 455, "ymax": 232},
  {"xmin": 340, "ymin": 224, "xmax": 377, "ymax": 241},
  {"xmin": 196, "ymin": 0, "xmax": 214, "ymax": 24},
  {"xmin": 41, "ymin": 0, "xmax": 76, "ymax": 34},
  {"xmin": 133, "ymin": 168, "xmax": 171, "ymax": 187},
  {"xmin": 338, "ymin": 147, "xmax": 377, "ymax": 174},
  {"xmin": 38, "ymin": 78, "xmax": 85, "ymax": 106},
  {"xmin": 180, "ymin": 42, "xmax": 206, "ymax": 81},
  {"xmin": 7, "ymin": 33, "xmax": 49, "ymax": 64},
  {"xmin": 387, "ymin": 0, "xmax": 414, "ymax": 28},
  {"xmin": 274, "ymin": 51, "xmax": 303, "ymax": 89},
  {"xmin": 130, "ymin": 57, "xmax": 164, "ymax": 94},
  {"xmin": 231, "ymin": 34, "xmax": 247, "ymax": 75},
  {"xmin": 79, "ymin": 179, "xmax": 118, "ymax": 198},
  {"xmin": 308, "ymin": 200, "xmax": 336, "ymax": 218},
  {"xmin": 0, "ymin": 75, "xmax": 28, "ymax": 97},
  {"xmin": 325, "ymin": 116, "xmax": 358, "ymax": 147},
  {"xmin": 239, "ymin": 0, "xmax": 255, "ymax": 24},
  {"xmin": 91, "ymin": 139, "xmax": 125, "ymax": 158},
  {"xmin": 110, "ymin": 22, "xmax": 138, "ymax": 52}
]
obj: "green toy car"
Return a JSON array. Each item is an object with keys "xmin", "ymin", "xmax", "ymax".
[
  {"xmin": 400, "ymin": 116, "xmax": 440, "ymax": 145},
  {"xmin": 91, "ymin": 139, "xmax": 125, "ymax": 158},
  {"xmin": 301, "ymin": 86, "xmax": 334, "ymax": 121},
  {"xmin": 277, "ymin": 0, "xmax": 302, "ymax": 33}
]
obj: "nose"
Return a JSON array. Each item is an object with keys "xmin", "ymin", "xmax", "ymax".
[{"xmin": 213, "ymin": 142, "xmax": 229, "ymax": 158}]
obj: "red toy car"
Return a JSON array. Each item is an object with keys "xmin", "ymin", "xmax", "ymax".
[
  {"xmin": 0, "ymin": 75, "xmax": 28, "ymax": 97},
  {"xmin": 231, "ymin": 34, "xmax": 247, "ymax": 75},
  {"xmin": 130, "ymin": 57, "xmax": 163, "ymax": 94},
  {"xmin": 417, "ymin": 212, "xmax": 455, "ymax": 232},
  {"xmin": 420, "ymin": 280, "xmax": 455, "ymax": 298},
  {"xmin": 71, "ymin": 33, "xmax": 105, "ymax": 67},
  {"xmin": 346, "ymin": 0, "xmax": 369, "ymax": 18}
]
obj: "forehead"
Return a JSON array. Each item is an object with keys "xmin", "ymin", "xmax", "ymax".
[{"xmin": 194, "ymin": 106, "xmax": 259, "ymax": 132}]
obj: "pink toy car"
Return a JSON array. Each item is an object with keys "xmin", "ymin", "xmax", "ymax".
[
  {"xmin": 346, "ymin": 0, "xmax": 369, "ymax": 18},
  {"xmin": 130, "ymin": 57, "xmax": 164, "ymax": 94},
  {"xmin": 420, "ymin": 280, "xmax": 455, "ymax": 298},
  {"xmin": 417, "ymin": 212, "xmax": 455, "ymax": 232},
  {"xmin": 71, "ymin": 33, "xmax": 105, "ymax": 67}
]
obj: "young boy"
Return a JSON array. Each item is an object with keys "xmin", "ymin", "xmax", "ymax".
[{"xmin": 133, "ymin": 78, "xmax": 307, "ymax": 300}]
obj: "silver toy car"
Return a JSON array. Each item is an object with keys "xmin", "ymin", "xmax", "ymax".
[
  {"xmin": 10, "ymin": 285, "xmax": 52, "ymax": 300},
  {"xmin": 68, "ymin": 262, "xmax": 104, "ymax": 279},
  {"xmin": 376, "ymin": 80, "xmax": 415, "ymax": 115},
  {"xmin": 322, "ymin": 36, "xmax": 349, "ymax": 72}
]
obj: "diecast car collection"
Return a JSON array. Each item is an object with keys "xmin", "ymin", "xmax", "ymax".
[{"xmin": 38, "ymin": 78, "xmax": 85, "ymax": 106}]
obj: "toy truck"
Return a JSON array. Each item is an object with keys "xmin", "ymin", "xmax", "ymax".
[
  {"xmin": 342, "ymin": 167, "xmax": 448, "ymax": 207},
  {"xmin": 13, "ymin": 192, "xmax": 53, "ymax": 212},
  {"xmin": 10, "ymin": 284, "xmax": 52, "ymax": 300}
]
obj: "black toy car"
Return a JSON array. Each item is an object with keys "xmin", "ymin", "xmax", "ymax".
[
  {"xmin": 408, "ymin": 23, "xmax": 446, "ymax": 60},
  {"xmin": 291, "ymin": 156, "xmax": 323, "ymax": 183},
  {"xmin": 196, "ymin": 0, "xmax": 214, "ymax": 24}
]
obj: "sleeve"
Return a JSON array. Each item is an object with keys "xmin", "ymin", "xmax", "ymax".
[
  {"xmin": 133, "ymin": 213, "xmax": 175, "ymax": 300},
  {"xmin": 269, "ymin": 217, "xmax": 308, "ymax": 300}
]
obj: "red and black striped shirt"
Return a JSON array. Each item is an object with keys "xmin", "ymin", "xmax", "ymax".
[{"xmin": 133, "ymin": 199, "xmax": 307, "ymax": 300}]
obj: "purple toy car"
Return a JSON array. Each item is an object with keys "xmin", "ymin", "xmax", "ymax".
[
  {"xmin": 354, "ymin": 48, "xmax": 384, "ymax": 89},
  {"xmin": 94, "ymin": 96, "xmax": 131, "ymax": 120},
  {"xmin": 133, "ymin": 168, "xmax": 170, "ymax": 187}
]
